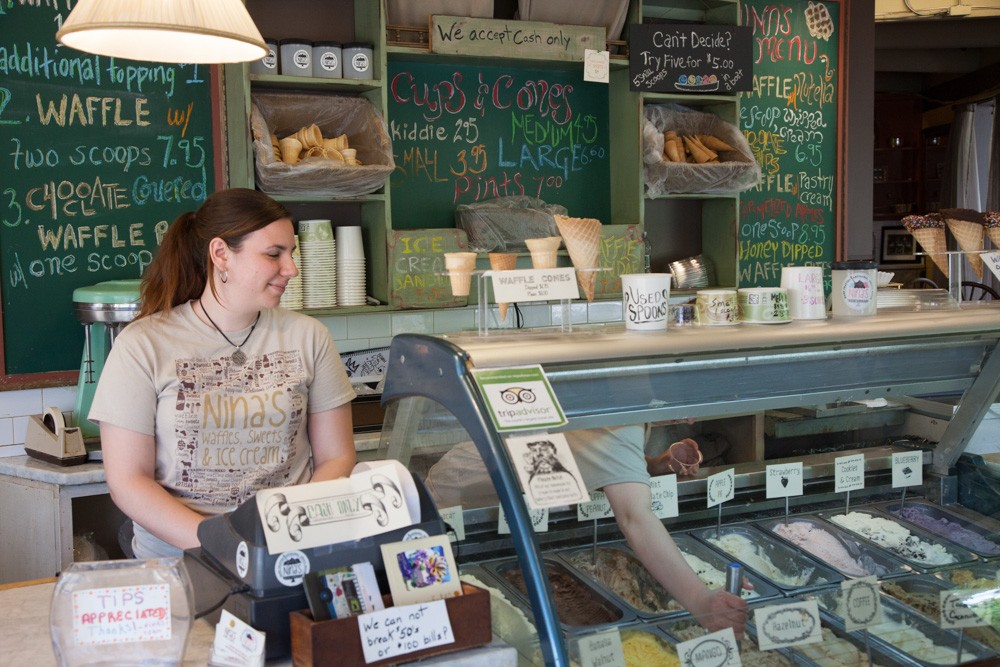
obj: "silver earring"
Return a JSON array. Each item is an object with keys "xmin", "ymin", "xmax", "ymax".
[{"xmin": 220, "ymin": 270, "xmax": 228, "ymax": 284}]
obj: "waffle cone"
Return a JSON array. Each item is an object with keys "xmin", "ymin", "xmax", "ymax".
[
  {"xmin": 910, "ymin": 228, "xmax": 949, "ymax": 278},
  {"xmin": 946, "ymin": 218, "xmax": 984, "ymax": 279},
  {"xmin": 987, "ymin": 227, "xmax": 1000, "ymax": 250},
  {"xmin": 489, "ymin": 253, "xmax": 517, "ymax": 321},
  {"xmin": 554, "ymin": 215, "xmax": 601, "ymax": 301}
]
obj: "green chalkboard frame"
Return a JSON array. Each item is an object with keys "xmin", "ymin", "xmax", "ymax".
[{"xmin": 0, "ymin": 4, "xmax": 225, "ymax": 388}]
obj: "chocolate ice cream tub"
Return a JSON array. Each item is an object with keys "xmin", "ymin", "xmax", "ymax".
[
  {"xmin": 691, "ymin": 523, "xmax": 844, "ymax": 594},
  {"xmin": 480, "ymin": 556, "xmax": 632, "ymax": 633},
  {"xmin": 874, "ymin": 499, "xmax": 1000, "ymax": 560},
  {"xmin": 757, "ymin": 515, "xmax": 911, "ymax": 580},
  {"xmin": 881, "ymin": 574, "xmax": 1000, "ymax": 653},
  {"xmin": 810, "ymin": 588, "xmax": 997, "ymax": 666},
  {"xmin": 816, "ymin": 508, "xmax": 979, "ymax": 573}
]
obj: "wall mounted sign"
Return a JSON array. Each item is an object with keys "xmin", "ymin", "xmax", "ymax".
[
  {"xmin": 431, "ymin": 16, "xmax": 604, "ymax": 62},
  {"xmin": 628, "ymin": 23, "xmax": 752, "ymax": 93}
]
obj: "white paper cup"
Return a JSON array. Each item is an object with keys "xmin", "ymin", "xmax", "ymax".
[
  {"xmin": 738, "ymin": 287, "xmax": 790, "ymax": 323},
  {"xmin": 780, "ymin": 266, "xmax": 826, "ymax": 319},
  {"xmin": 335, "ymin": 225, "xmax": 364, "ymax": 260},
  {"xmin": 297, "ymin": 219, "xmax": 333, "ymax": 243},
  {"xmin": 621, "ymin": 273, "xmax": 671, "ymax": 331},
  {"xmin": 696, "ymin": 289, "xmax": 739, "ymax": 326}
]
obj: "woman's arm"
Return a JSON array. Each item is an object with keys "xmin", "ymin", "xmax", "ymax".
[
  {"xmin": 100, "ymin": 422, "xmax": 205, "ymax": 550},
  {"xmin": 603, "ymin": 481, "xmax": 747, "ymax": 637},
  {"xmin": 308, "ymin": 402, "xmax": 356, "ymax": 482}
]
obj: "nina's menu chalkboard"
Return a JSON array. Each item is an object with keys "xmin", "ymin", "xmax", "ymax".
[
  {"xmin": 0, "ymin": 3, "xmax": 219, "ymax": 382},
  {"xmin": 387, "ymin": 59, "xmax": 610, "ymax": 230},
  {"xmin": 738, "ymin": 0, "xmax": 840, "ymax": 287}
]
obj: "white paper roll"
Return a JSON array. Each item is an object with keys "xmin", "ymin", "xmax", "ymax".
[{"xmin": 42, "ymin": 407, "xmax": 66, "ymax": 435}]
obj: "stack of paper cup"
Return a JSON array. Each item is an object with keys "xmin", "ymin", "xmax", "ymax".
[
  {"xmin": 780, "ymin": 266, "xmax": 826, "ymax": 319},
  {"xmin": 336, "ymin": 226, "xmax": 366, "ymax": 307},
  {"xmin": 298, "ymin": 219, "xmax": 336, "ymax": 309},
  {"xmin": 444, "ymin": 252, "xmax": 477, "ymax": 296},
  {"xmin": 280, "ymin": 234, "xmax": 304, "ymax": 310}
]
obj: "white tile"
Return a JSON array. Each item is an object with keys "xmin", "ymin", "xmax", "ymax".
[
  {"xmin": 346, "ymin": 313, "xmax": 392, "ymax": 339},
  {"xmin": 0, "ymin": 419, "xmax": 13, "ymax": 446},
  {"xmin": 588, "ymin": 300, "xmax": 624, "ymax": 323},
  {"xmin": 369, "ymin": 337, "xmax": 393, "ymax": 349},
  {"xmin": 551, "ymin": 302, "xmax": 589, "ymax": 325},
  {"xmin": 392, "ymin": 312, "xmax": 434, "ymax": 335},
  {"xmin": 42, "ymin": 386, "xmax": 77, "ymax": 412},
  {"xmin": 0, "ymin": 443, "xmax": 25, "ymax": 458},
  {"xmin": 519, "ymin": 304, "xmax": 551, "ymax": 328},
  {"xmin": 0, "ymin": 389, "xmax": 42, "ymax": 418},
  {"xmin": 337, "ymin": 338, "xmax": 371, "ymax": 353},
  {"xmin": 12, "ymin": 416, "xmax": 28, "ymax": 444},
  {"xmin": 434, "ymin": 308, "xmax": 476, "ymax": 333},
  {"xmin": 316, "ymin": 315, "xmax": 348, "ymax": 341}
]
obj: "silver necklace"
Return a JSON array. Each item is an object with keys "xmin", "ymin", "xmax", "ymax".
[{"xmin": 199, "ymin": 300, "xmax": 260, "ymax": 366}]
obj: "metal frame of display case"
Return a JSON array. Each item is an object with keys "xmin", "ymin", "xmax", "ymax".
[{"xmin": 378, "ymin": 306, "xmax": 1000, "ymax": 666}]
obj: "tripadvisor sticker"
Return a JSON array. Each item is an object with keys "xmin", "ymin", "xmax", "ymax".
[{"xmin": 471, "ymin": 365, "xmax": 567, "ymax": 432}]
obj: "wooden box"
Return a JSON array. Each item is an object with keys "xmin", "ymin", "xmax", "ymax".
[{"xmin": 290, "ymin": 583, "xmax": 491, "ymax": 666}]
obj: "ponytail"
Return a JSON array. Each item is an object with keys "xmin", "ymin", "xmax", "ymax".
[{"xmin": 137, "ymin": 189, "xmax": 290, "ymax": 319}]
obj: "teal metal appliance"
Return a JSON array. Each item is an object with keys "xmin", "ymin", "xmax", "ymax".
[{"xmin": 72, "ymin": 280, "xmax": 142, "ymax": 444}]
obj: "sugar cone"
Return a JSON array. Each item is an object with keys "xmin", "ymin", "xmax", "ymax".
[
  {"xmin": 278, "ymin": 137, "xmax": 302, "ymax": 164},
  {"xmin": 910, "ymin": 228, "xmax": 949, "ymax": 278},
  {"xmin": 946, "ymin": 218, "xmax": 984, "ymax": 279},
  {"xmin": 524, "ymin": 236, "xmax": 561, "ymax": 269},
  {"xmin": 489, "ymin": 253, "xmax": 517, "ymax": 321},
  {"xmin": 554, "ymin": 215, "xmax": 602, "ymax": 301},
  {"xmin": 444, "ymin": 252, "xmax": 477, "ymax": 296},
  {"xmin": 295, "ymin": 123, "xmax": 323, "ymax": 149}
]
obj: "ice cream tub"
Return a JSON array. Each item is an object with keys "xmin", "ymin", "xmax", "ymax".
[
  {"xmin": 658, "ymin": 605, "xmax": 797, "ymax": 666},
  {"xmin": 816, "ymin": 508, "xmax": 979, "ymax": 572},
  {"xmin": 933, "ymin": 564, "xmax": 1000, "ymax": 636},
  {"xmin": 874, "ymin": 499, "xmax": 1000, "ymax": 560},
  {"xmin": 690, "ymin": 523, "xmax": 844, "ymax": 594},
  {"xmin": 479, "ymin": 556, "xmax": 632, "ymax": 632},
  {"xmin": 785, "ymin": 611, "xmax": 919, "ymax": 667},
  {"xmin": 757, "ymin": 515, "xmax": 911, "ymax": 580},
  {"xmin": 881, "ymin": 574, "xmax": 1000, "ymax": 652},
  {"xmin": 811, "ymin": 589, "xmax": 997, "ymax": 666}
]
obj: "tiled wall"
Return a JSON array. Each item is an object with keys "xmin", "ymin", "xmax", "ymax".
[{"xmin": 0, "ymin": 301, "xmax": 625, "ymax": 457}]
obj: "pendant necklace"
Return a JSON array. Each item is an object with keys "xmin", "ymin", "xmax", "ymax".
[{"xmin": 199, "ymin": 300, "xmax": 260, "ymax": 367}]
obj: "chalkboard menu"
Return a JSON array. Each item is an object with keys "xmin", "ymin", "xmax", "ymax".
[
  {"xmin": 387, "ymin": 59, "xmax": 611, "ymax": 230},
  {"xmin": 738, "ymin": 0, "xmax": 840, "ymax": 287},
  {"xmin": 629, "ymin": 24, "xmax": 753, "ymax": 94},
  {"xmin": 0, "ymin": 3, "xmax": 218, "ymax": 381}
]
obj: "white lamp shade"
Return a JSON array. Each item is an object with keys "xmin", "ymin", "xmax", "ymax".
[{"xmin": 56, "ymin": 0, "xmax": 268, "ymax": 64}]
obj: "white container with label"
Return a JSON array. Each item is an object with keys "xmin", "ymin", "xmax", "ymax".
[
  {"xmin": 831, "ymin": 261, "xmax": 877, "ymax": 317},
  {"xmin": 250, "ymin": 37, "xmax": 278, "ymax": 75},
  {"xmin": 312, "ymin": 41, "xmax": 343, "ymax": 78},
  {"xmin": 279, "ymin": 38, "xmax": 312, "ymax": 76},
  {"xmin": 343, "ymin": 42, "xmax": 374, "ymax": 79}
]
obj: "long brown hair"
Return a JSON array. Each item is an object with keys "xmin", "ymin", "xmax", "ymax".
[{"xmin": 138, "ymin": 188, "xmax": 290, "ymax": 318}]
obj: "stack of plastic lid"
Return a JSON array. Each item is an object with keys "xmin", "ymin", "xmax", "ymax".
[
  {"xmin": 336, "ymin": 225, "xmax": 366, "ymax": 306},
  {"xmin": 280, "ymin": 234, "xmax": 304, "ymax": 310},
  {"xmin": 669, "ymin": 254, "xmax": 715, "ymax": 289},
  {"xmin": 299, "ymin": 219, "xmax": 337, "ymax": 309}
]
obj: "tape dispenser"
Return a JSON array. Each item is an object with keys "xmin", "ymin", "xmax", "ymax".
[{"xmin": 24, "ymin": 407, "xmax": 88, "ymax": 466}]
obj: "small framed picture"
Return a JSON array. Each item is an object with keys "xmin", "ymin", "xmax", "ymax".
[
  {"xmin": 880, "ymin": 226, "xmax": 919, "ymax": 264},
  {"xmin": 380, "ymin": 535, "xmax": 463, "ymax": 606}
]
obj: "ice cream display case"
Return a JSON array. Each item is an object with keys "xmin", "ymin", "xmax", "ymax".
[{"xmin": 376, "ymin": 306, "xmax": 1000, "ymax": 666}]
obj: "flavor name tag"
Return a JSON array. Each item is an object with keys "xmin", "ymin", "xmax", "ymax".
[
  {"xmin": 499, "ymin": 503, "xmax": 548, "ymax": 533},
  {"xmin": 651, "ymin": 474, "xmax": 679, "ymax": 519},
  {"xmin": 834, "ymin": 454, "xmax": 865, "ymax": 493},
  {"xmin": 577, "ymin": 489, "xmax": 614, "ymax": 521},
  {"xmin": 676, "ymin": 627, "xmax": 740, "ymax": 667},
  {"xmin": 577, "ymin": 629, "xmax": 625, "ymax": 667},
  {"xmin": 491, "ymin": 267, "xmax": 580, "ymax": 303},
  {"xmin": 765, "ymin": 462, "xmax": 803, "ymax": 498},
  {"xmin": 841, "ymin": 576, "xmax": 883, "ymax": 631},
  {"xmin": 754, "ymin": 600, "xmax": 822, "ymax": 651},
  {"xmin": 892, "ymin": 451, "xmax": 923, "ymax": 488},
  {"xmin": 706, "ymin": 469, "xmax": 735, "ymax": 508}
]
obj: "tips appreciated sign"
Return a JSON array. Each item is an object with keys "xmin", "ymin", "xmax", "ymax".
[{"xmin": 629, "ymin": 23, "xmax": 752, "ymax": 93}]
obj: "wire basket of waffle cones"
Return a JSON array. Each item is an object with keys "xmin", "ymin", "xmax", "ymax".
[
  {"xmin": 942, "ymin": 208, "xmax": 985, "ymax": 279},
  {"xmin": 250, "ymin": 92, "xmax": 394, "ymax": 196},
  {"xmin": 553, "ymin": 215, "xmax": 601, "ymax": 301},
  {"xmin": 902, "ymin": 214, "xmax": 949, "ymax": 277}
]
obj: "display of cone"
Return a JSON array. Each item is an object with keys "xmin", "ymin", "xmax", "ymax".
[
  {"xmin": 987, "ymin": 227, "xmax": 1000, "ymax": 250},
  {"xmin": 945, "ymin": 218, "xmax": 984, "ymax": 279},
  {"xmin": 444, "ymin": 252, "xmax": 477, "ymax": 296},
  {"xmin": 489, "ymin": 252, "xmax": 517, "ymax": 321},
  {"xmin": 524, "ymin": 236, "xmax": 561, "ymax": 269},
  {"xmin": 554, "ymin": 215, "xmax": 602, "ymax": 301},
  {"xmin": 910, "ymin": 228, "xmax": 949, "ymax": 278}
]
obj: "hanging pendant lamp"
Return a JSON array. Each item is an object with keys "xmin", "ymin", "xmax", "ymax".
[{"xmin": 56, "ymin": 0, "xmax": 267, "ymax": 64}]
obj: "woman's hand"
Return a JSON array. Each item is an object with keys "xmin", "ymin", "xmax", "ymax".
[{"xmin": 692, "ymin": 589, "xmax": 748, "ymax": 638}]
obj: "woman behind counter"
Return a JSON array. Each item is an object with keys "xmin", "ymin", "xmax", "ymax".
[{"xmin": 90, "ymin": 188, "xmax": 357, "ymax": 559}]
